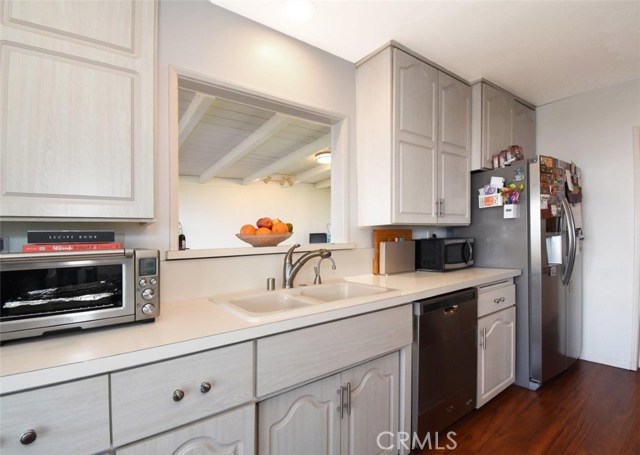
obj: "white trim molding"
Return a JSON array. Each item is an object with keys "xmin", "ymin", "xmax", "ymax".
[{"xmin": 631, "ymin": 126, "xmax": 640, "ymax": 371}]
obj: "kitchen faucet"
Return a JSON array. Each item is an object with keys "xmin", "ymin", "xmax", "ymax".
[
  {"xmin": 283, "ymin": 244, "xmax": 331, "ymax": 289},
  {"xmin": 313, "ymin": 257, "xmax": 336, "ymax": 285}
]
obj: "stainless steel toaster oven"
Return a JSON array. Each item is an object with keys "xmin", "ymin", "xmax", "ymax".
[{"xmin": 0, "ymin": 249, "xmax": 159, "ymax": 341}]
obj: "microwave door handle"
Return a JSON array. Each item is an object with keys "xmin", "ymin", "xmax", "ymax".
[
  {"xmin": 464, "ymin": 240, "xmax": 473, "ymax": 265},
  {"xmin": 561, "ymin": 198, "xmax": 577, "ymax": 285}
]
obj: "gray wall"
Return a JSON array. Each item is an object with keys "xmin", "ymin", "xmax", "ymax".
[{"xmin": 537, "ymin": 78, "xmax": 640, "ymax": 369}]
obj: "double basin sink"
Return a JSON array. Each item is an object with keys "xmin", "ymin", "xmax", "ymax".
[{"xmin": 212, "ymin": 282, "xmax": 397, "ymax": 323}]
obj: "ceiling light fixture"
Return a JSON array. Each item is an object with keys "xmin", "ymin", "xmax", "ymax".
[
  {"xmin": 315, "ymin": 150, "xmax": 331, "ymax": 164},
  {"xmin": 283, "ymin": 0, "xmax": 316, "ymax": 22}
]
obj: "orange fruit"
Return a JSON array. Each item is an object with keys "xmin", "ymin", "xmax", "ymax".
[
  {"xmin": 272, "ymin": 222, "xmax": 288, "ymax": 234},
  {"xmin": 256, "ymin": 227, "xmax": 272, "ymax": 235},
  {"xmin": 240, "ymin": 224, "xmax": 257, "ymax": 235}
]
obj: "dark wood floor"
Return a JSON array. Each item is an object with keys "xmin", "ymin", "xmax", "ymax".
[{"xmin": 420, "ymin": 360, "xmax": 640, "ymax": 454}]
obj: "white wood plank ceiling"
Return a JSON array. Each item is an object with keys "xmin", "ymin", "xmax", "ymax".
[{"xmin": 178, "ymin": 87, "xmax": 331, "ymax": 187}]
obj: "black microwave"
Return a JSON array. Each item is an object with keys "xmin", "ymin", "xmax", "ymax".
[{"xmin": 415, "ymin": 238, "xmax": 474, "ymax": 271}]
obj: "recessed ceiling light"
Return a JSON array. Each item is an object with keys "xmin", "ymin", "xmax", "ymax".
[
  {"xmin": 315, "ymin": 150, "xmax": 331, "ymax": 164},
  {"xmin": 283, "ymin": 0, "xmax": 315, "ymax": 22}
]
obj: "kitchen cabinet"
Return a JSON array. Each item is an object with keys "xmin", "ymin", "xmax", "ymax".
[
  {"xmin": 116, "ymin": 404, "xmax": 255, "ymax": 455},
  {"xmin": 256, "ymin": 304, "xmax": 411, "ymax": 397},
  {"xmin": 512, "ymin": 100, "xmax": 537, "ymax": 163},
  {"xmin": 258, "ymin": 352, "xmax": 399, "ymax": 455},
  {"xmin": 477, "ymin": 281, "xmax": 516, "ymax": 408},
  {"xmin": 471, "ymin": 82, "xmax": 536, "ymax": 170},
  {"xmin": 0, "ymin": 376, "xmax": 110, "ymax": 454},
  {"xmin": 0, "ymin": 0, "xmax": 156, "ymax": 220},
  {"xmin": 111, "ymin": 341, "xmax": 253, "ymax": 446},
  {"xmin": 356, "ymin": 45, "xmax": 470, "ymax": 226}
]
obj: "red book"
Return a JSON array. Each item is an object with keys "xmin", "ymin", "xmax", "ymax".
[{"xmin": 22, "ymin": 242, "xmax": 123, "ymax": 252}]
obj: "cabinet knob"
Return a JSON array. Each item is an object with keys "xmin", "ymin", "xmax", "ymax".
[
  {"xmin": 200, "ymin": 382, "xmax": 212, "ymax": 394},
  {"xmin": 173, "ymin": 389, "xmax": 185, "ymax": 402},
  {"xmin": 20, "ymin": 429, "xmax": 37, "ymax": 445}
]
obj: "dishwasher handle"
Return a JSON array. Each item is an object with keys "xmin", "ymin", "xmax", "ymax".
[{"xmin": 443, "ymin": 305, "xmax": 459, "ymax": 315}]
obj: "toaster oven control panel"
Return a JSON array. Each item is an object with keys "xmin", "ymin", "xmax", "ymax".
[{"xmin": 135, "ymin": 251, "xmax": 160, "ymax": 320}]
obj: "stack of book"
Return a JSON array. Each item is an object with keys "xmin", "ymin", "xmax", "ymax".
[{"xmin": 22, "ymin": 230, "xmax": 122, "ymax": 252}]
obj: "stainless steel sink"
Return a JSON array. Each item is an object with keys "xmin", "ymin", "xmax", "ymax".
[{"xmin": 212, "ymin": 282, "xmax": 396, "ymax": 322}]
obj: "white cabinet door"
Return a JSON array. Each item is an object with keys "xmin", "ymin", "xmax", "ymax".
[
  {"xmin": 437, "ymin": 72, "xmax": 470, "ymax": 225},
  {"xmin": 392, "ymin": 49, "xmax": 438, "ymax": 224},
  {"xmin": 512, "ymin": 101, "xmax": 536, "ymax": 160},
  {"xmin": 0, "ymin": 0, "xmax": 155, "ymax": 220},
  {"xmin": 340, "ymin": 353, "xmax": 399, "ymax": 455},
  {"xmin": 117, "ymin": 404, "xmax": 255, "ymax": 455},
  {"xmin": 477, "ymin": 306, "xmax": 516, "ymax": 408},
  {"xmin": 356, "ymin": 45, "xmax": 470, "ymax": 226},
  {"xmin": 259, "ymin": 353, "xmax": 401, "ymax": 455},
  {"xmin": 0, "ymin": 376, "xmax": 110, "ymax": 454},
  {"xmin": 259, "ymin": 373, "xmax": 342, "ymax": 455},
  {"xmin": 473, "ymin": 82, "xmax": 536, "ymax": 170},
  {"xmin": 482, "ymin": 84, "xmax": 513, "ymax": 169}
]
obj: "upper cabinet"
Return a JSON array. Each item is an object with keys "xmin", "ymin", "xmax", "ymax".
[
  {"xmin": 471, "ymin": 82, "xmax": 536, "ymax": 170},
  {"xmin": 0, "ymin": 0, "xmax": 156, "ymax": 220},
  {"xmin": 357, "ymin": 46, "xmax": 470, "ymax": 226}
]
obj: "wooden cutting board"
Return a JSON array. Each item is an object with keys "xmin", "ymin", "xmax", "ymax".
[{"xmin": 372, "ymin": 229, "xmax": 413, "ymax": 275}]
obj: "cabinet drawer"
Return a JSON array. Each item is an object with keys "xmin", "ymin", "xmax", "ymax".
[
  {"xmin": 111, "ymin": 341, "xmax": 253, "ymax": 446},
  {"xmin": 116, "ymin": 404, "xmax": 255, "ymax": 455},
  {"xmin": 478, "ymin": 284, "xmax": 515, "ymax": 318},
  {"xmin": 257, "ymin": 305, "xmax": 412, "ymax": 397},
  {"xmin": 0, "ymin": 376, "xmax": 109, "ymax": 454}
]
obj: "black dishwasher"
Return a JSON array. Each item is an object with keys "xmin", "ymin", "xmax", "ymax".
[{"xmin": 412, "ymin": 288, "xmax": 477, "ymax": 439}]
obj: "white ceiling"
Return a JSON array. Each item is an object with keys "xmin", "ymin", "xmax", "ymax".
[
  {"xmin": 209, "ymin": 0, "xmax": 640, "ymax": 106},
  {"xmin": 178, "ymin": 87, "xmax": 332, "ymax": 186}
]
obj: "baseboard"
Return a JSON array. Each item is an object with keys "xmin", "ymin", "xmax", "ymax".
[{"xmin": 579, "ymin": 352, "xmax": 634, "ymax": 371}]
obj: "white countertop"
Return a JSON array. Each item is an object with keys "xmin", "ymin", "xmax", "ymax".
[{"xmin": 0, "ymin": 267, "xmax": 520, "ymax": 394}]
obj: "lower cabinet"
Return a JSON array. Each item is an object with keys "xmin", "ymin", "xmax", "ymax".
[
  {"xmin": 0, "ymin": 376, "xmax": 110, "ymax": 454},
  {"xmin": 110, "ymin": 342, "xmax": 253, "ymax": 446},
  {"xmin": 477, "ymin": 306, "xmax": 516, "ymax": 408},
  {"xmin": 258, "ymin": 352, "xmax": 400, "ymax": 455},
  {"xmin": 116, "ymin": 404, "xmax": 255, "ymax": 455}
]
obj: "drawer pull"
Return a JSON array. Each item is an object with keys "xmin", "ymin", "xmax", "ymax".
[
  {"xmin": 200, "ymin": 382, "xmax": 212, "ymax": 394},
  {"xmin": 493, "ymin": 297, "xmax": 506, "ymax": 304},
  {"xmin": 172, "ymin": 389, "xmax": 185, "ymax": 402},
  {"xmin": 20, "ymin": 429, "xmax": 37, "ymax": 445}
]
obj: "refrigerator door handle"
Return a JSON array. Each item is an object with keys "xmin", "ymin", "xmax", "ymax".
[{"xmin": 561, "ymin": 197, "xmax": 577, "ymax": 285}]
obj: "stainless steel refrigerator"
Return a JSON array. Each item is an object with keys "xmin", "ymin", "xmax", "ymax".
[{"xmin": 454, "ymin": 156, "xmax": 583, "ymax": 390}]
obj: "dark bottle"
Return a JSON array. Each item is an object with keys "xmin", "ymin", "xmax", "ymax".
[{"xmin": 178, "ymin": 223, "xmax": 187, "ymax": 250}]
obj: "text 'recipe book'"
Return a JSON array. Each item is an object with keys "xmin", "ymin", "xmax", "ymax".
[{"xmin": 26, "ymin": 230, "xmax": 115, "ymax": 244}]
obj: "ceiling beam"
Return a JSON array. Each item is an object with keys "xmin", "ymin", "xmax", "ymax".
[
  {"xmin": 199, "ymin": 113, "xmax": 291, "ymax": 183},
  {"xmin": 179, "ymin": 93, "xmax": 215, "ymax": 147},
  {"xmin": 242, "ymin": 133, "xmax": 331, "ymax": 185},
  {"xmin": 294, "ymin": 164, "xmax": 331, "ymax": 184},
  {"xmin": 315, "ymin": 179, "xmax": 331, "ymax": 190}
]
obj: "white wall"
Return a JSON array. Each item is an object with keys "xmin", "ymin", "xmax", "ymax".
[
  {"xmin": 0, "ymin": 1, "xmax": 375, "ymax": 298},
  {"xmin": 157, "ymin": 0, "xmax": 379, "ymax": 299},
  {"xmin": 179, "ymin": 176, "xmax": 330, "ymax": 249},
  {"xmin": 537, "ymin": 78, "xmax": 640, "ymax": 370}
]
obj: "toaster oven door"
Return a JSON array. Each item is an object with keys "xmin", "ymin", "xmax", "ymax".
[{"xmin": 0, "ymin": 252, "xmax": 135, "ymax": 339}]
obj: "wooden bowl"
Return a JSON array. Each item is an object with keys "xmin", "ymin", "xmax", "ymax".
[{"xmin": 236, "ymin": 232, "xmax": 292, "ymax": 247}]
